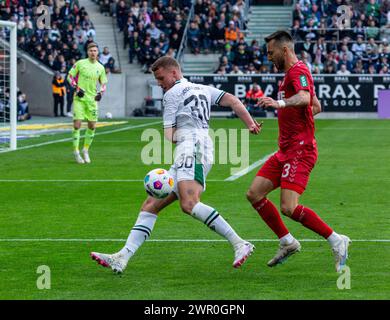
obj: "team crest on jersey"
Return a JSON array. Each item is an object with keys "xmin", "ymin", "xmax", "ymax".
[{"xmin": 299, "ymin": 75, "xmax": 308, "ymax": 87}]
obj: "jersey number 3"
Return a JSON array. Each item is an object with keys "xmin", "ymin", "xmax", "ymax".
[{"xmin": 282, "ymin": 163, "xmax": 291, "ymax": 178}]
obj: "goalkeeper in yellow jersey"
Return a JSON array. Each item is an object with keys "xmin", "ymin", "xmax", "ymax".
[{"xmin": 67, "ymin": 42, "xmax": 108, "ymax": 164}]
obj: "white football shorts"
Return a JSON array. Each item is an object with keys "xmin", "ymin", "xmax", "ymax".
[{"xmin": 168, "ymin": 136, "xmax": 214, "ymax": 196}]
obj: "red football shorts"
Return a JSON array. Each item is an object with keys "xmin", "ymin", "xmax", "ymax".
[{"xmin": 256, "ymin": 145, "xmax": 318, "ymax": 194}]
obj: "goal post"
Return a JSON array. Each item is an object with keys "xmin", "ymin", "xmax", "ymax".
[{"xmin": 0, "ymin": 20, "xmax": 17, "ymax": 151}]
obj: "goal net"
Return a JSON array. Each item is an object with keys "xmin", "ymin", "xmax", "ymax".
[{"xmin": 0, "ymin": 21, "xmax": 17, "ymax": 151}]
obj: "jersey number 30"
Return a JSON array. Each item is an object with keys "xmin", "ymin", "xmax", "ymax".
[{"xmin": 184, "ymin": 94, "xmax": 210, "ymax": 123}]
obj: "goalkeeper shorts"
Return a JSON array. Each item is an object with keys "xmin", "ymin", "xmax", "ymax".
[{"xmin": 73, "ymin": 99, "xmax": 98, "ymax": 122}]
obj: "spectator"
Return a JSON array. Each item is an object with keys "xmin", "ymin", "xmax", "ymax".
[
  {"xmin": 128, "ymin": 31, "xmax": 141, "ymax": 64},
  {"xmin": 297, "ymin": 34, "xmax": 314, "ymax": 58},
  {"xmin": 146, "ymin": 22, "xmax": 162, "ymax": 42},
  {"xmin": 65, "ymin": 79, "xmax": 74, "ymax": 118},
  {"xmin": 211, "ymin": 21, "xmax": 226, "ymax": 52},
  {"xmin": 140, "ymin": 38, "xmax": 154, "ymax": 71},
  {"xmin": 366, "ymin": 19, "xmax": 380, "ymax": 39},
  {"xmin": 301, "ymin": 51, "xmax": 313, "ymax": 71},
  {"xmin": 217, "ymin": 55, "xmax": 232, "ymax": 73},
  {"xmin": 234, "ymin": 44, "xmax": 250, "ymax": 69},
  {"xmin": 337, "ymin": 64, "xmax": 351, "ymax": 75},
  {"xmin": 99, "ymin": 47, "xmax": 112, "ymax": 66},
  {"xmin": 187, "ymin": 21, "xmax": 201, "ymax": 54},
  {"xmin": 353, "ymin": 19, "xmax": 366, "ymax": 39},
  {"xmin": 352, "ymin": 35, "xmax": 367, "ymax": 58},
  {"xmin": 169, "ymin": 33, "xmax": 181, "ymax": 52},
  {"xmin": 201, "ymin": 21, "xmax": 213, "ymax": 54},
  {"xmin": 367, "ymin": 37, "xmax": 379, "ymax": 53},
  {"xmin": 379, "ymin": 65, "xmax": 389, "ymax": 74},
  {"xmin": 216, "ymin": 65, "xmax": 227, "ymax": 75},
  {"xmin": 379, "ymin": 38, "xmax": 390, "ymax": 53},
  {"xmin": 52, "ymin": 71, "xmax": 66, "ymax": 117},
  {"xmin": 339, "ymin": 45, "xmax": 354, "ymax": 63},
  {"xmin": 367, "ymin": 64, "xmax": 377, "ymax": 74},
  {"xmin": 338, "ymin": 53, "xmax": 353, "ymax": 72},
  {"xmin": 353, "ymin": 58, "xmax": 365, "ymax": 73},
  {"xmin": 230, "ymin": 64, "xmax": 243, "ymax": 74},
  {"xmin": 158, "ymin": 33, "xmax": 170, "ymax": 55},
  {"xmin": 116, "ymin": 0, "xmax": 128, "ymax": 32},
  {"xmin": 366, "ymin": 0, "xmax": 380, "ymax": 19},
  {"xmin": 224, "ymin": 43, "xmax": 235, "ymax": 64},
  {"xmin": 324, "ymin": 62, "xmax": 336, "ymax": 74},
  {"xmin": 225, "ymin": 21, "xmax": 240, "ymax": 44},
  {"xmin": 244, "ymin": 83, "xmax": 264, "ymax": 108},
  {"xmin": 245, "ymin": 63, "xmax": 257, "ymax": 74},
  {"xmin": 17, "ymin": 90, "xmax": 30, "ymax": 121},
  {"xmin": 104, "ymin": 57, "xmax": 118, "ymax": 74}
]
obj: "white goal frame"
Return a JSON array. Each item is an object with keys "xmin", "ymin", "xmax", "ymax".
[{"xmin": 0, "ymin": 20, "xmax": 17, "ymax": 150}]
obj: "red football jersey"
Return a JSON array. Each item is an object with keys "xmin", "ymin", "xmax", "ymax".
[{"xmin": 277, "ymin": 60, "xmax": 316, "ymax": 152}]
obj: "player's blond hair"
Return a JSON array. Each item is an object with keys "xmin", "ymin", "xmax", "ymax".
[
  {"xmin": 151, "ymin": 56, "xmax": 180, "ymax": 72},
  {"xmin": 87, "ymin": 42, "xmax": 98, "ymax": 50}
]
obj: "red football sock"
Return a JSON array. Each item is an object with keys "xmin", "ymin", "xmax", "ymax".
[
  {"xmin": 291, "ymin": 205, "xmax": 333, "ymax": 239},
  {"xmin": 252, "ymin": 198, "xmax": 289, "ymax": 239}
]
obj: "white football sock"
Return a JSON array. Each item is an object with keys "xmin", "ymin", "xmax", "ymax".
[
  {"xmin": 191, "ymin": 202, "xmax": 244, "ymax": 250},
  {"xmin": 327, "ymin": 231, "xmax": 342, "ymax": 247},
  {"xmin": 119, "ymin": 211, "xmax": 157, "ymax": 260},
  {"xmin": 279, "ymin": 233, "xmax": 295, "ymax": 245}
]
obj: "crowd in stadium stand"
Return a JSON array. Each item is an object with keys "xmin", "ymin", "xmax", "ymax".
[
  {"xmin": 1, "ymin": 0, "xmax": 390, "ymax": 77},
  {"xmin": 216, "ymin": 0, "xmax": 390, "ymax": 75},
  {"xmin": 95, "ymin": 0, "xmax": 192, "ymax": 73},
  {"xmin": 0, "ymin": 0, "xmax": 118, "ymax": 75},
  {"xmin": 95, "ymin": 0, "xmax": 246, "ymax": 72}
]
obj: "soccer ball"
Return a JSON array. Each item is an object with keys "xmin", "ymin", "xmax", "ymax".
[
  {"xmin": 144, "ymin": 168, "xmax": 174, "ymax": 199},
  {"xmin": 105, "ymin": 112, "xmax": 113, "ymax": 119}
]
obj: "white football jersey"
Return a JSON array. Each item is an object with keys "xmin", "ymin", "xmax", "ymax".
[{"xmin": 162, "ymin": 78, "xmax": 226, "ymax": 132}]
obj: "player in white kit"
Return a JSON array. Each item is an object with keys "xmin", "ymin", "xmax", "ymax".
[{"xmin": 91, "ymin": 56, "xmax": 262, "ymax": 274}]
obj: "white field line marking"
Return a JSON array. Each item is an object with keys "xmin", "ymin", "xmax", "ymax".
[
  {"xmin": 0, "ymin": 121, "xmax": 162, "ymax": 154},
  {"xmin": 0, "ymin": 179, "xmax": 226, "ymax": 182},
  {"xmin": 0, "ymin": 238, "xmax": 388, "ymax": 242},
  {"xmin": 225, "ymin": 152, "xmax": 275, "ymax": 181}
]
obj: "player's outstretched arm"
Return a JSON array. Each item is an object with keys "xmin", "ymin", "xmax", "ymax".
[
  {"xmin": 259, "ymin": 90, "xmax": 310, "ymax": 109},
  {"xmin": 283, "ymin": 90, "xmax": 310, "ymax": 108},
  {"xmin": 219, "ymin": 93, "xmax": 261, "ymax": 134}
]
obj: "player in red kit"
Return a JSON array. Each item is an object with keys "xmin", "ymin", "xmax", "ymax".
[{"xmin": 247, "ymin": 30, "xmax": 351, "ymax": 273}]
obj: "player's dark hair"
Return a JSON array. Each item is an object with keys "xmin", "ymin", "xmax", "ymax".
[
  {"xmin": 151, "ymin": 56, "xmax": 180, "ymax": 72},
  {"xmin": 265, "ymin": 30, "xmax": 294, "ymax": 45},
  {"xmin": 87, "ymin": 42, "xmax": 98, "ymax": 50}
]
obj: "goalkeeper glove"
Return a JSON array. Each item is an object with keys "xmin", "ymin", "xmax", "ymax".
[
  {"xmin": 95, "ymin": 92, "xmax": 102, "ymax": 101},
  {"xmin": 76, "ymin": 88, "xmax": 85, "ymax": 98}
]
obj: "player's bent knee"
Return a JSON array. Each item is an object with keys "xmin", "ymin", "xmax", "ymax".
[
  {"xmin": 246, "ymin": 189, "xmax": 265, "ymax": 204},
  {"xmin": 141, "ymin": 197, "xmax": 161, "ymax": 215},
  {"xmin": 180, "ymin": 200, "xmax": 196, "ymax": 215},
  {"xmin": 280, "ymin": 205, "xmax": 295, "ymax": 217}
]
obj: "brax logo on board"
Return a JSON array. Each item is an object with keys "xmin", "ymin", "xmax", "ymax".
[
  {"xmin": 213, "ymin": 76, "xmax": 228, "ymax": 82},
  {"xmin": 334, "ymin": 77, "xmax": 349, "ymax": 83},
  {"xmin": 261, "ymin": 76, "xmax": 276, "ymax": 83},
  {"xmin": 358, "ymin": 77, "xmax": 373, "ymax": 83}
]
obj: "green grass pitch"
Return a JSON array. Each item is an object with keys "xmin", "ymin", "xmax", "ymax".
[{"xmin": 0, "ymin": 118, "xmax": 389, "ymax": 300}]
